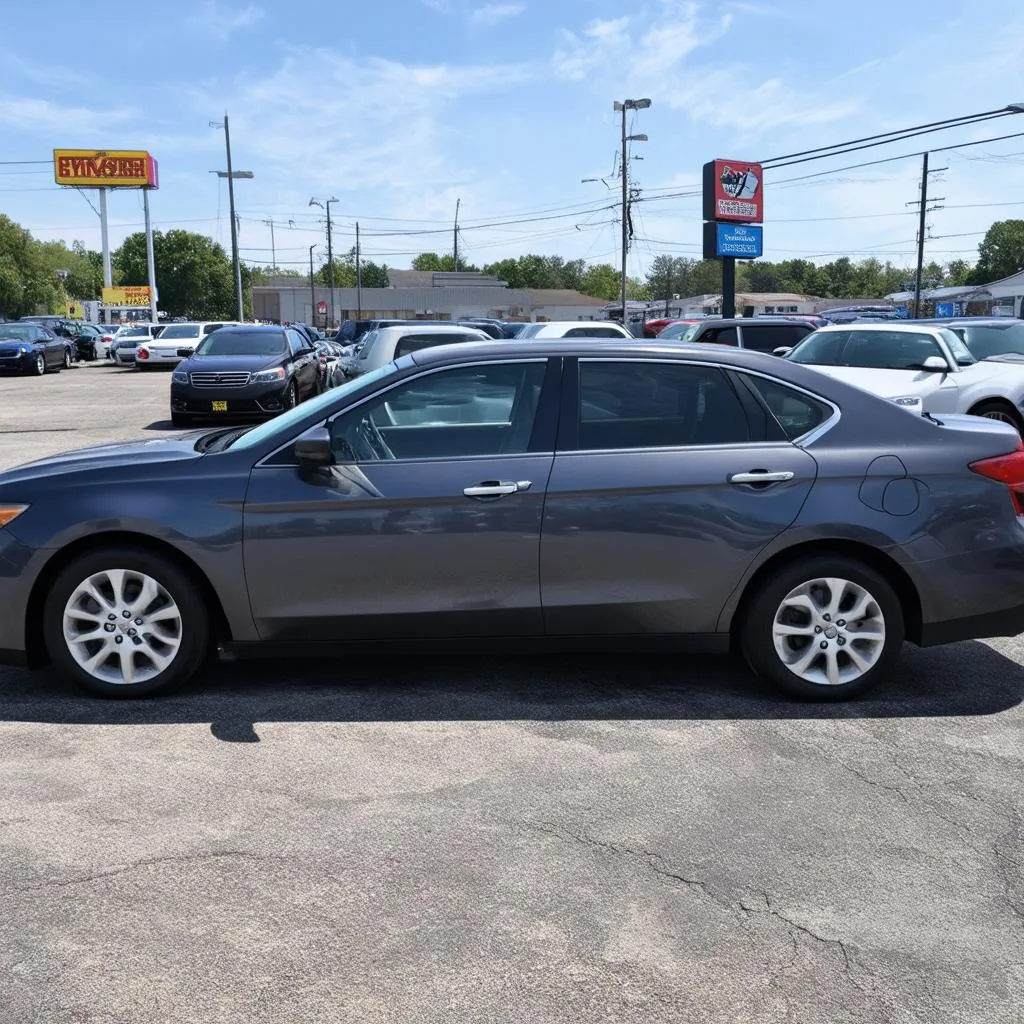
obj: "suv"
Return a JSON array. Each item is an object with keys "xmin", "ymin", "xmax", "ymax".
[
  {"xmin": 328, "ymin": 324, "xmax": 491, "ymax": 385},
  {"xmin": 668, "ymin": 318, "xmax": 817, "ymax": 354}
]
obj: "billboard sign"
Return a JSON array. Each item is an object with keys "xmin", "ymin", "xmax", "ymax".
[
  {"xmin": 102, "ymin": 286, "xmax": 152, "ymax": 308},
  {"xmin": 704, "ymin": 222, "xmax": 763, "ymax": 260},
  {"xmin": 54, "ymin": 150, "xmax": 159, "ymax": 189},
  {"xmin": 703, "ymin": 159, "xmax": 763, "ymax": 223}
]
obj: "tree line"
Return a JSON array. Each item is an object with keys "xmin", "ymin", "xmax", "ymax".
[{"xmin": 2, "ymin": 213, "xmax": 1022, "ymax": 321}]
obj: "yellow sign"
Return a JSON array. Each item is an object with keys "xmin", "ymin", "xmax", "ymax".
[
  {"xmin": 54, "ymin": 150, "xmax": 159, "ymax": 189},
  {"xmin": 64, "ymin": 301, "xmax": 84, "ymax": 320},
  {"xmin": 102, "ymin": 286, "xmax": 152, "ymax": 308}
]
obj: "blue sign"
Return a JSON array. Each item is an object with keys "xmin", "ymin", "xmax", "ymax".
[
  {"xmin": 715, "ymin": 223, "xmax": 763, "ymax": 258},
  {"xmin": 935, "ymin": 302, "xmax": 955, "ymax": 318}
]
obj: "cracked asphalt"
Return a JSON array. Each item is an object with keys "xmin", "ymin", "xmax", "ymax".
[{"xmin": 1, "ymin": 366, "xmax": 1022, "ymax": 1023}]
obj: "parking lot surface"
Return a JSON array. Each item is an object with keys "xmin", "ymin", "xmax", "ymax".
[{"xmin": 1, "ymin": 367, "xmax": 1022, "ymax": 1023}]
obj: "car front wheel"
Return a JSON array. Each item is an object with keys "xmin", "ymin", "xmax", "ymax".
[
  {"xmin": 43, "ymin": 548, "xmax": 210, "ymax": 697},
  {"xmin": 741, "ymin": 556, "xmax": 904, "ymax": 701},
  {"xmin": 29, "ymin": 353, "xmax": 46, "ymax": 376}
]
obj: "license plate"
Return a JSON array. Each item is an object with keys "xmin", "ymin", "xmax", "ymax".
[{"xmin": 211, "ymin": 401, "xmax": 228, "ymax": 412}]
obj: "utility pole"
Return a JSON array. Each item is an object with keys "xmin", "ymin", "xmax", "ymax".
[
  {"xmin": 263, "ymin": 218, "xmax": 277, "ymax": 271},
  {"xmin": 309, "ymin": 244, "xmax": 316, "ymax": 326},
  {"xmin": 142, "ymin": 187, "xmax": 158, "ymax": 325},
  {"xmin": 309, "ymin": 196, "xmax": 339, "ymax": 328},
  {"xmin": 910, "ymin": 153, "xmax": 946, "ymax": 318},
  {"xmin": 355, "ymin": 221, "xmax": 362, "ymax": 318},
  {"xmin": 223, "ymin": 114, "xmax": 243, "ymax": 322},
  {"xmin": 613, "ymin": 98, "xmax": 650, "ymax": 333},
  {"xmin": 98, "ymin": 189, "xmax": 112, "ymax": 322},
  {"xmin": 453, "ymin": 198, "xmax": 461, "ymax": 270}
]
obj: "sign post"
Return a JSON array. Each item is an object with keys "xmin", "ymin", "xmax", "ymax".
[
  {"xmin": 702, "ymin": 159, "xmax": 764, "ymax": 318},
  {"xmin": 52, "ymin": 149, "xmax": 159, "ymax": 324}
]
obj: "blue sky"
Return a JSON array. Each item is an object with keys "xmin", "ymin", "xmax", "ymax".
[{"xmin": 3, "ymin": 0, "xmax": 1024, "ymax": 280}]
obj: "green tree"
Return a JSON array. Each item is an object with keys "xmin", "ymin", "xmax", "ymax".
[
  {"xmin": 359, "ymin": 261, "xmax": 389, "ymax": 288},
  {"xmin": 315, "ymin": 258, "xmax": 356, "ymax": 288},
  {"xmin": 115, "ymin": 229, "xmax": 237, "ymax": 319},
  {"xmin": 0, "ymin": 214, "xmax": 62, "ymax": 317},
  {"xmin": 411, "ymin": 252, "xmax": 477, "ymax": 272},
  {"xmin": 579, "ymin": 263, "xmax": 619, "ymax": 300},
  {"xmin": 973, "ymin": 220, "xmax": 1024, "ymax": 283},
  {"xmin": 945, "ymin": 259, "xmax": 973, "ymax": 286}
]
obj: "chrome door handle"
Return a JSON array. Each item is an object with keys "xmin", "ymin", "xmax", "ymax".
[
  {"xmin": 463, "ymin": 480, "xmax": 532, "ymax": 498},
  {"xmin": 729, "ymin": 470, "xmax": 795, "ymax": 484}
]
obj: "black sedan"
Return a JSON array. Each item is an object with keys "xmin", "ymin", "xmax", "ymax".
[
  {"xmin": 170, "ymin": 325, "xmax": 321, "ymax": 427},
  {"xmin": 0, "ymin": 323, "xmax": 73, "ymax": 375}
]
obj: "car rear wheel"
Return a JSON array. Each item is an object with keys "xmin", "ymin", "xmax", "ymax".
[
  {"xmin": 741, "ymin": 556, "xmax": 904, "ymax": 701},
  {"xmin": 971, "ymin": 400, "xmax": 1024, "ymax": 436},
  {"xmin": 43, "ymin": 548, "xmax": 210, "ymax": 697}
]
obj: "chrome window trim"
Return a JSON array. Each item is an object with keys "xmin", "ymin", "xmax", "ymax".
[
  {"xmin": 575, "ymin": 356, "xmax": 840, "ymax": 450},
  {"xmin": 253, "ymin": 356, "xmax": 552, "ymax": 468}
]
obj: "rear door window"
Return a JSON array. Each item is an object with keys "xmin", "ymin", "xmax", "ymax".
[
  {"xmin": 394, "ymin": 333, "xmax": 480, "ymax": 357},
  {"xmin": 740, "ymin": 324, "xmax": 811, "ymax": 352},
  {"xmin": 696, "ymin": 326, "xmax": 739, "ymax": 346},
  {"xmin": 742, "ymin": 375, "xmax": 832, "ymax": 441}
]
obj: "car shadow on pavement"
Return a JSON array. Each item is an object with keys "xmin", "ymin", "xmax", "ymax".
[
  {"xmin": 144, "ymin": 420, "xmax": 180, "ymax": 431},
  {"xmin": 0, "ymin": 640, "xmax": 1022, "ymax": 742}
]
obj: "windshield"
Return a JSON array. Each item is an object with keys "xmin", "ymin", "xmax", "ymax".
[
  {"xmin": 0, "ymin": 325, "xmax": 37, "ymax": 341},
  {"xmin": 787, "ymin": 329, "xmax": 958, "ymax": 370},
  {"xmin": 119, "ymin": 326, "xmax": 151, "ymax": 338},
  {"xmin": 516, "ymin": 324, "xmax": 543, "ymax": 338},
  {"xmin": 159, "ymin": 324, "xmax": 202, "ymax": 340},
  {"xmin": 195, "ymin": 330, "xmax": 287, "ymax": 356},
  {"xmin": 228, "ymin": 363, "xmax": 400, "ymax": 450},
  {"xmin": 947, "ymin": 322, "xmax": 1024, "ymax": 360},
  {"xmin": 357, "ymin": 331, "xmax": 380, "ymax": 361}
]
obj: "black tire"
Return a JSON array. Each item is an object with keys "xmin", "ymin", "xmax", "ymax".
[
  {"xmin": 283, "ymin": 381, "xmax": 298, "ymax": 410},
  {"xmin": 741, "ymin": 555, "xmax": 905, "ymax": 701},
  {"xmin": 63, "ymin": 349, "xmax": 73, "ymax": 370},
  {"xmin": 970, "ymin": 400, "xmax": 1024, "ymax": 436},
  {"xmin": 29, "ymin": 353, "xmax": 46, "ymax": 376},
  {"xmin": 43, "ymin": 547, "xmax": 210, "ymax": 698},
  {"xmin": 171, "ymin": 412, "xmax": 194, "ymax": 428}
]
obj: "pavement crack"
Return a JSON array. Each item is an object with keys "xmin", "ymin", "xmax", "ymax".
[{"xmin": 1, "ymin": 850, "xmax": 281, "ymax": 899}]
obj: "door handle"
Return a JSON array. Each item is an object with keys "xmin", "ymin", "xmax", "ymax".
[
  {"xmin": 728, "ymin": 470, "xmax": 795, "ymax": 484},
  {"xmin": 463, "ymin": 480, "xmax": 532, "ymax": 498}
]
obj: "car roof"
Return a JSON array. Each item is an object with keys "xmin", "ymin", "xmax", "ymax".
[
  {"xmin": 808, "ymin": 322, "xmax": 949, "ymax": 334},
  {"xmin": 688, "ymin": 318, "xmax": 815, "ymax": 327},
  {"xmin": 916, "ymin": 317, "xmax": 1023, "ymax": 325},
  {"xmin": 530, "ymin": 320, "xmax": 627, "ymax": 328},
  {"xmin": 375, "ymin": 324, "xmax": 489, "ymax": 335}
]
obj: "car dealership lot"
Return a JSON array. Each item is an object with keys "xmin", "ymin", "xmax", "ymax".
[{"xmin": 1, "ymin": 366, "xmax": 1022, "ymax": 1024}]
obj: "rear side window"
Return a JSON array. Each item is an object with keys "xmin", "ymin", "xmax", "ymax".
[
  {"xmin": 394, "ymin": 333, "xmax": 479, "ymax": 357},
  {"xmin": 564, "ymin": 326, "xmax": 626, "ymax": 338},
  {"xmin": 743, "ymin": 375, "xmax": 831, "ymax": 441},
  {"xmin": 740, "ymin": 324, "xmax": 810, "ymax": 352},
  {"xmin": 577, "ymin": 361, "xmax": 753, "ymax": 450},
  {"xmin": 696, "ymin": 326, "xmax": 738, "ymax": 346}
]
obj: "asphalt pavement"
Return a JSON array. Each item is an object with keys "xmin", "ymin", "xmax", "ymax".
[{"xmin": 0, "ymin": 364, "xmax": 1021, "ymax": 1023}]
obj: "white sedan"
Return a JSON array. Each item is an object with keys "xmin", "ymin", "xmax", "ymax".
[{"xmin": 783, "ymin": 323, "xmax": 1024, "ymax": 431}]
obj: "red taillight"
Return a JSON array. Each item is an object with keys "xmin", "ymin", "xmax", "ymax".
[
  {"xmin": 970, "ymin": 443, "xmax": 1024, "ymax": 514},
  {"xmin": 138, "ymin": 348, "xmax": 149, "ymax": 360}
]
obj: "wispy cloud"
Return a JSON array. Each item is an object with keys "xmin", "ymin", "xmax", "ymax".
[
  {"xmin": 0, "ymin": 94, "xmax": 135, "ymax": 136},
  {"xmin": 199, "ymin": 1, "xmax": 265, "ymax": 40},
  {"xmin": 470, "ymin": 3, "xmax": 525, "ymax": 26}
]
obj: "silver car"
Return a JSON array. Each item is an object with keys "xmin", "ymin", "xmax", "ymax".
[
  {"xmin": 784, "ymin": 323, "xmax": 1024, "ymax": 431},
  {"xmin": 328, "ymin": 324, "xmax": 492, "ymax": 386}
]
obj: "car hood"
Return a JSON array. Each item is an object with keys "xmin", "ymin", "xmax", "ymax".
[
  {"xmin": 179, "ymin": 354, "xmax": 284, "ymax": 372},
  {"xmin": 0, "ymin": 339, "xmax": 31, "ymax": 351},
  {"xmin": 0, "ymin": 434, "xmax": 205, "ymax": 486},
  {"xmin": 796, "ymin": 364, "xmax": 938, "ymax": 397}
]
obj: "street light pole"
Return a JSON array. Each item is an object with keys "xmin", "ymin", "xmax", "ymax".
[
  {"xmin": 309, "ymin": 244, "xmax": 316, "ymax": 326},
  {"xmin": 355, "ymin": 221, "xmax": 362, "ymax": 318},
  {"xmin": 222, "ymin": 114, "xmax": 243, "ymax": 322},
  {"xmin": 613, "ymin": 98, "xmax": 650, "ymax": 333}
]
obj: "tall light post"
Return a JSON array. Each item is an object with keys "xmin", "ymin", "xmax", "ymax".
[
  {"xmin": 210, "ymin": 114, "xmax": 253, "ymax": 322},
  {"xmin": 309, "ymin": 244, "xmax": 317, "ymax": 327},
  {"xmin": 310, "ymin": 196, "xmax": 339, "ymax": 328},
  {"xmin": 613, "ymin": 98, "xmax": 650, "ymax": 332}
]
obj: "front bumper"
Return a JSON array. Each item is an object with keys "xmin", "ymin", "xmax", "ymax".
[
  {"xmin": 171, "ymin": 380, "xmax": 292, "ymax": 419},
  {"xmin": 0, "ymin": 350, "xmax": 35, "ymax": 373}
]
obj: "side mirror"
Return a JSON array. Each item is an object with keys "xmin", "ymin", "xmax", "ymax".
[
  {"xmin": 294, "ymin": 427, "xmax": 333, "ymax": 471},
  {"xmin": 773, "ymin": 346, "xmax": 793, "ymax": 357},
  {"xmin": 921, "ymin": 355, "xmax": 949, "ymax": 372}
]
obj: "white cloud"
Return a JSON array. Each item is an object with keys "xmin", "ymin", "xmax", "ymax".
[
  {"xmin": 470, "ymin": 3, "xmax": 524, "ymax": 26},
  {"xmin": 0, "ymin": 94, "xmax": 135, "ymax": 136},
  {"xmin": 199, "ymin": 1, "xmax": 265, "ymax": 40}
]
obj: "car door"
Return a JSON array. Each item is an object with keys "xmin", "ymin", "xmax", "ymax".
[
  {"xmin": 283, "ymin": 329, "xmax": 313, "ymax": 397},
  {"xmin": 39, "ymin": 327, "xmax": 64, "ymax": 367},
  {"xmin": 242, "ymin": 357, "xmax": 559, "ymax": 641},
  {"xmin": 539, "ymin": 357, "xmax": 819, "ymax": 636}
]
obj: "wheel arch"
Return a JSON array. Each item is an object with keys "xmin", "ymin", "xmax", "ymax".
[
  {"xmin": 25, "ymin": 531, "xmax": 232, "ymax": 667},
  {"xmin": 727, "ymin": 539, "xmax": 923, "ymax": 650}
]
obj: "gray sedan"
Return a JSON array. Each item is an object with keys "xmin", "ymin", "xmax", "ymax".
[{"xmin": 2, "ymin": 340, "xmax": 1024, "ymax": 701}]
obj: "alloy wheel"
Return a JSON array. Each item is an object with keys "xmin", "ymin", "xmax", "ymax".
[
  {"xmin": 982, "ymin": 409, "xmax": 1019, "ymax": 427},
  {"xmin": 35, "ymin": 354, "xmax": 45, "ymax": 375},
  {"xmin": 62, "ymin": 568, "xmax": 183, "ymax": 685},
  {"xmin": 771, "ymin": 576, "xmax": 886, "ymax": 687}
]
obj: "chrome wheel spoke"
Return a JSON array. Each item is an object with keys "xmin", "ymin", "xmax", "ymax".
[
  {"xmin": 773, "ymin": 622, "xmax": 816, "ymax": 637},
  {"xmin": 129, "ymin": 575, "xmax": 160, "ymax": 616},
  {"xmin": 105, "ymin": 569, "xmax": 129, "ymax": 607},
  {"xmin": 146, "ymin": 606, "xmax": 181, "ymax": 626},
  {"xmin": 822, "ymin": 577, "xmax": 849, "ymax": 619},
  {"xmin": 144, "ymin": 646, "xmax": 175, "ymax": 673},
  {"xmin": 118, "ymin": 647, "xmax": 136, "ymax": 685},
  {"xmin": 67, "ymin": 626, "xmax": 109, "ymax": 644},
  {"xmin": 844, "ymin": 644, "xmax": 873, "ymax": 674},
  {"xmin": 824, "ymin": 648, "xmax": 842, "ymax": 687}
]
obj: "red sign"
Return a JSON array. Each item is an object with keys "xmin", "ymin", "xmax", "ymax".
[
  {"xmin": 316, "ymin": 301, "xmax": 328, "ymax": 315},
  {"xmin": 703, "ymin": 159, "xmax": 763, "ymax": 223}
]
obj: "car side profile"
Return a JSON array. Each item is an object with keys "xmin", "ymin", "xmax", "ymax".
[
  {"xmin": 664, "ymin": 317, "xmax": 816, "ymax": 352},
  {"xmin": 2, "ymin": 341, "xmax": 1024, "ymax": 702},
  {"xmin": 0, "ymin": 323, "xmax": 73, "ymax": 375},
  {"xmin": 785, "ymin": 322, "xmax": 1024, "ymax": 432}
]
